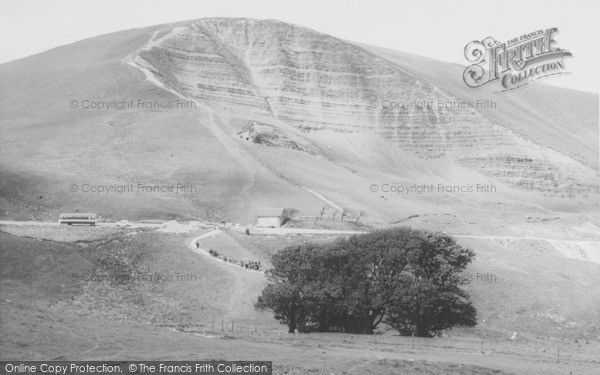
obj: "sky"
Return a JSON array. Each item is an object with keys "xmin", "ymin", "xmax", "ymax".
[{"xmin": 0, "ymin": 0, "xmax": 598, "ymax": 93}]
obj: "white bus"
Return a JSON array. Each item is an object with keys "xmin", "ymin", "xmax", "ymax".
[{"xmin": 58, "ymin": 213, "xmax": 97, "ymax": 226}]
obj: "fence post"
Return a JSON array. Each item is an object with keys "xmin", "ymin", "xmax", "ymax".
[
  {"xmin": 221, "ymin": 319, "xmax": 224, "ymax": 332},
  {"xmin": 412, "ymin": 332, "xmax": 415, "ymax": 349},
  {"xmin": 231, "ymin": 319, "xmax": 234, "ymax": 332}
]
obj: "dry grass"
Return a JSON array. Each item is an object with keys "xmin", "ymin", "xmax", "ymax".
[{"xmin": 2, "ymin": 229, "xmax": 600, "ymax": 374}]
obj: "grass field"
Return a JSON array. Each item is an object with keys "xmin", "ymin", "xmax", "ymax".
[{"xmin": 2, "ymin": 226, "xmax": 600, "ymax": 374}]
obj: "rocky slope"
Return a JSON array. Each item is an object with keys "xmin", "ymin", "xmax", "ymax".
[{"xmin": 127, "ymin": 18, "xmax": 598, "ymax": 198}]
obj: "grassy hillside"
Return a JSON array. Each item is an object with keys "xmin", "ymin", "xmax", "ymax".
[
  {"xmin": 1, "ymin": 17, "xmax": 599, "ymax": 374},
  {"xmin": 1, "ymin": 19, "xmax": 597, "ymax": 226},
  {"xmin": 0, "ymin": 23, "xmax": 326, "ymax": 223},
  {"xmin": 2, "ymin": 228, "xmax": 600, "ymax": 373}
]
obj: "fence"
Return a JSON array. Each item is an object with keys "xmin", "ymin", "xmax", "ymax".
[{"xmin": 162, "ymin": 315, "xmax": 596, "ymax": 365}]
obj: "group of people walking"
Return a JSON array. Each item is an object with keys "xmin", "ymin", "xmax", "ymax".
[{"xmin": 205, "ymin": 247, "xmax": 261, "ymax": 270}]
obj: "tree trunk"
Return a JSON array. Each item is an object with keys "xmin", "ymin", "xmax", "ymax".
[
  {"xmin": 371, "ymin": 310, "xmax": 385, "ymax": 331},
  {"xmin": 288, "ymin": 315, "xmax": 297, "ymax": 333},
  {"xmin": 318, "ymin": 314, "xmax": 330, "ymax": 332},
  {"xmin": 415, "ymin": 309, "xmax": 429, "ymax": 337}
]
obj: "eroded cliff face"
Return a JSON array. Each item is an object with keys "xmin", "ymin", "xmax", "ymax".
[{"xmin": 127, "ymin": 18, "xmax": 598, "ymax": 198}]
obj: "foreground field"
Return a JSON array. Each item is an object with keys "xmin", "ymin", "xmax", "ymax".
[
  {"xmin": 1, "ymin": 224, "xmax": 599, "ymax": 374},
  {"xmin": 3, "ymin": 298, "xmax": 599, "ymax": 375}
]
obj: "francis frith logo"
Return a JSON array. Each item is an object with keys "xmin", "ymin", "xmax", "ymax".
[{"xmin": 463, "ymin": 27, "xmax": 572, "ymax": 91}]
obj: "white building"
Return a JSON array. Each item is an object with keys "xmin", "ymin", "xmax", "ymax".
[{"xmin": 255, "ymin": 208, "xmax": 288, "ymax": 228}]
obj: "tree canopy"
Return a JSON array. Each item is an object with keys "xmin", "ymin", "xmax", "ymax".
[{"xmin": 255, "ymin": 227, "xmax": 477, "ymax": 336}]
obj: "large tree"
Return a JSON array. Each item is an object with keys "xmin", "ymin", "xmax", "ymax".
[
  {"xmin": 255, "ymin": 283, "xmax": 304, "ymax": 333},
  {"xmin": 254, "ymin": 243, "xmax": 322, "ymax": 333},
  {"xmin": 256, "ymin": 227, "xmax": 477, "ymax": 336},
  {"xmin": 382, "ymin": 231, "xmax": 477, "ymax": 336}
]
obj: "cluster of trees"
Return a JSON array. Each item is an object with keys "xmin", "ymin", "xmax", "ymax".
[
  {"xmin": 255, "ymin": 227, "xmax": 477, "ymax": 336},
  {"xmin": 315, "ymin": 206, "xmax": 365, "ymax": 224}
]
